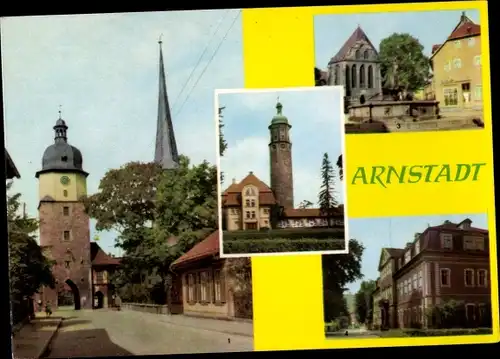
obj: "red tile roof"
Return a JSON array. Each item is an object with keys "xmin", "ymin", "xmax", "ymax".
[
  {"xmin": 171, "ymin": 230, "xmax": 220, "ymax": 269},
  {"xmin": 90, "ymin": 242, "xmax": 121, "ymax": 266},
  {"xmin": 222, "ymin": 172, "xmax": 276, "ymax": 207},
  {"xmin": 431, "ymin": 44, "xmax": 441, "ymax": 54},
  {"xmin": 329, "ymin": 26, "xmax": 377, "ymax": 64}
]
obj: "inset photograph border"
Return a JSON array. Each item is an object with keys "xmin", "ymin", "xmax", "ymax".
[{"xmin": 215, "ymin": 86, "xmax": 349, "ymax": 258}]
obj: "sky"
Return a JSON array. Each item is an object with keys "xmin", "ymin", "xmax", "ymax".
[
  {"xmin": 1, "ymin": 10, "xmax": 243, "ymax": 256},
  {"xmin": 314, "ymin": 9, "xmax": 481, "ymax": 68},
  {"xmin": 218, "ymin": 87, "xmax": 344, "ymax": 208},
  {"xmin": 344, "ymin": 213, "xmax": 488, "ymax": 294}
]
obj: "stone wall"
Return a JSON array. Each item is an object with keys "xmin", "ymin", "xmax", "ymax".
[{"xmin": 121, "ymin": 303, "xmax": 169, "ymax": 315}]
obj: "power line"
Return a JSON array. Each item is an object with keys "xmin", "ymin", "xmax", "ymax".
[
  {"xmin": 171, "ymin": 10, "xmax": 230, "ymax": 112},
  {"xmin": 174, "ymin": 10, "xmax": 241, "ymax": 118}
]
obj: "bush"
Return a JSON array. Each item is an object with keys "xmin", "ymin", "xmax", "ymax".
[
  {"xmin": 223, "ymin": 228, "xmax": 344, "ymax": 241},
  {"xmin": 401, "ymin": 328, "xmax": 492, "ymax": 337},
  {"xmin": 223, "ymin": 238, "xmax": 345, "ymax": 254}
]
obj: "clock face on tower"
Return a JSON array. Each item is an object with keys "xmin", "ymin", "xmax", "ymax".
[{"xmin": 60, "ymin": 176, "xmax": 70, "ymax": 186}]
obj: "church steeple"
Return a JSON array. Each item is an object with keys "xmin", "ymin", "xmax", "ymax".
[{"xmin": 154, "ymin": 37, "xmax": 179, "ymax": 169}]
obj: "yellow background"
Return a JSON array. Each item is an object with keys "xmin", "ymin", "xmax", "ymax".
[{"xmin": 243, "ymin": 1, "xmax": 498, "ymax": 350}]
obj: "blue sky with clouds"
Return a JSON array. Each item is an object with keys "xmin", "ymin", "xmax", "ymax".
[
  {"xmin": 314, "ymin": 9, "xmax": 480, "ymax": 68},
  {"xmin": 218, "ymin": 87, "xmax": 344, "ymax": 208},
  {"xmin": 345, "ymin": 213, "xmax": 488, "ymax": 293},
  {"xmin": 2, "ymin": 10, "xmax": 243, "ymax": 256}
]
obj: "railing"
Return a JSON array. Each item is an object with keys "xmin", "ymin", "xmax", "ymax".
[{"xmin": 121, "ymin": 302, "xmax": 169, "ymax": 315}]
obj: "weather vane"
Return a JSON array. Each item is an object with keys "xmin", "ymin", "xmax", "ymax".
[{"xmin": 58, "ymin": 105, "xmax": 62, "ymax": 119}]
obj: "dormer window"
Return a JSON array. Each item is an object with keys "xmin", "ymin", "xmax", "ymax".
[
  {"xmin": 458, "ymin": 219, "xmax": 472, "ymax": 229},
  {"xmin": 61, "ymin": 155, "xmax": 68, "ymax": 162},
  {"xmin": 441, "ymin": 233, "xmax": 453, "ymax": 249}
]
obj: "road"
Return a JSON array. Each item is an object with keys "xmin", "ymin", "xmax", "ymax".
[
  {"xmin": 326, "ymin": 328, "xmax": 381, "ymax": 339},
  {"xmin": 44, "ymin": 309, "xmax": 253, "ymax": 357}
]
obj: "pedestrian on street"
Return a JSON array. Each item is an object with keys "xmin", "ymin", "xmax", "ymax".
[
  {"xmin": 45, "ymin": 302, "xmax": 52, "ymax": 317},
  {"xmin": 115, "ymin": 295, "xmax": 122, "ymax": 311}
]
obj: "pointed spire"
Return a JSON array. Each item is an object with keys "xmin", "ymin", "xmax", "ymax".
[
  {"xmin": 276, "ymin": 98, "xmax": 283, "ymax": 115},
  {"xmin": 155, "ymin": 37, "xmax": 179, "ymax": 170},
  {"xmin": 54, "ymin": 106, "xmax": 68, "ymax": 143}
]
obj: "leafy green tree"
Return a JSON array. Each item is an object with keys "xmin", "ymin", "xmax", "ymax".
[
  {"xmin": 379, "ymin": 33, "xmax": 431, "ymax": 93},
  {"xmin": 354, "ymin": 279, "xmax": 377, "ymax": 325},
  {"xmin": 7, "ymin": 182, "xmax": 54, "ymax": 324},
  {"xmin": 83, "ymin": 161, "xmax": 163, "ymax": 250},
  {"xmin": 322, "ymin": 239, "xmax": 364, "ymax": 322}
]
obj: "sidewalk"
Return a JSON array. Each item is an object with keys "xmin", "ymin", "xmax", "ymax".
[{"xmin": 12, "ymin": 316, "xmax": 62, "ymax": 359}]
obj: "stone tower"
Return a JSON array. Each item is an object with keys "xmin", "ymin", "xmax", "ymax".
[
  {"xmin": 154, "ymin": 38, "xmax": 179, "ymax": 169},
  {"xmin": 36, "ymin": 114, "xmax": 92, "ymax": 310},
  {"xmin": 269, "ymin": 101, "xmax": 294, "ymax": 209}
]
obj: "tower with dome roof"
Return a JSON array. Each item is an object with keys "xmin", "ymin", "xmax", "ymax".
[{"xmin": 36, "ymin": 111, "xmax": 92, "ymax": 310}]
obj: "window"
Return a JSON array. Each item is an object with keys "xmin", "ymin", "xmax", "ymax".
[
  {"xmin": 96, "ymin": 271, "xmax": 104, "ymax": 283},
  {"xmin": 398, "ymin": 258, "xmax": 402, "ymax": 269},
  {"xmin": 440, "ymin": 268, "xmax": 451, "ymax": 287},
  {"xmin": 246, "ymin": 211, "xmax": 250, "ymax": 219},
  {"xmin": 61, "ymin": 156, "xmax": 68, "ymax": 162},
  {"xmin": 63, "ymin": 190, "xmax": 68, "ymax": 197},
  {"xmin": 355, "ymin": 49, "xmax": 360, "ymax": 59},
  {"xmin": 441, "ymin": 233, "xmax": 453, "ymax": 249},
  {"xmin": 443, "ymin": 88, "xmax": 458, "ymax": 106},
  {"xmin": 363, "ymin": 50, "xmax": 369, "ymax": 59},
  {"xmin": 453, "ymin": 58, "xmax": 462, "ymax": 68},
  {"xmin": 63, "ymin": 231, "xmax": 70, "ymax": 241},
  {"xmin": 415, "ymin": 240, "xmax": 420, "ymax": 254},
  {"xmin": 250, "ymin": 199, "xmax": 255, "ymax": 207},
  {"xmin": 187, "ymin": 273, "xmax": 195, "ymax": 302},
  {"xmin": 444, "ymin": 62, "xmax": 451, "ymax": 72},
  {"xmin": 245, "ymin": 199, "xmax": 250, "ymax": 207},
  {"xmin": 367, "ymin": 65, "xmax": 373, "ymax": 88},
  {"xmin": 200, "ymin": 271, "xmax": 209, "ymax": 302},
  {"xmin": 264, "ymin": 220, "xmax": 269, "ymax": 226},
  {"xmin": 351, "ymin": 65, "xmax": 357, "ymax": 88},
  {"xmin": 474, "ymin": 55, "xmax": 481, "ymax": 66},
  {"xmin": 359, "ymin": 65, "xmax": 365, "ymax": 88},
  {"xmin": 63, "ymin": 206, "xmax": 69, "ymax": 216},
  {"xmin": 474, "ymin": 237, "xmax": 485, "ymax": 251},
  {"xmin": 475, "ymin": 85, "xmax": 482, "ymax": 100},
  {"xmin": 464, "ymin": 269, "xmax": 475, "ymax": 287},
  {"xmin": 478, "ymin": 269, "xmax": 487, "ymax": 287},
  {"xmin": 463, "ymin": 237, "xmax": 475, "ymax": 250},
  {"xmin": 418, "ymin": 271, "xmax": 423, "ymax": 288},
  {"xmin": 214, "ymin": 270, "xmax": 224, "ymax": 302},
  {"xmin": 454, "ymin": 40, "xmax": 461, "ymax": 48},
  {"xmin": 251, "ymin": 211, "xmax": 256, "ymax": 219},
  {"xmin": 404, "ymin": 251, "xmax": 411, "ymax": 263},
  {"xmin": 64, "ymin": 260, "xmax": 70, "ymax": 268},
  {"xmin": 412, "ymin": 273, "xmax": 417, "ymax": 289},
  {"xmin": 468, "ymin": 37, "xmax": 475, "ymax": 47},
  {"xmin": 263, "ymin": 208, "xmax": 269, "ymax": 214}
]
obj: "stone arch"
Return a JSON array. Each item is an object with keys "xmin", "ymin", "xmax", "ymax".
[
  {"xmin": 368, "ymin": 65, "xmax": 374, "ymax": 89},
  {"xmin": 355, "ymin": 49, "xmax": 360, "ymax": 59},
  {"xmin": 351, "ymin": 65, "xmax": 357, "ymax": 88},
  {"xmin": 359, "ymin": 65, "xmax": 365, "ymax": 88},
  {"xmin": 345, "ymin": 65, "xmax": 351, "ymax": 97},
  {"xmin": 65, "ymin": 279, "xmax": 81, "ymax": 310},
  {"xmin": 364, "ymin": 50, "xmax": 369, "ymax": 59},
  {"xmin": 334, "ymin": 64, "xmax": 340, "ymax": 85}
]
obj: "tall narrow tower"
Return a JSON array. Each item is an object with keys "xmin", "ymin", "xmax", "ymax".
[
  {"xmin": 269, "ymin": 101, "xmax": 294, "ymax": 209},
  {"xmin": 154, "ymin": 38, "xmax": 179, "ymax": 169},
  {"xmin": 36, "ymin": 113, "xmax": 92, "ymax": 310}
]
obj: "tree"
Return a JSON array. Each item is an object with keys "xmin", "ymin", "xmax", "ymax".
[
  {"xmin": 7, "ymin": 182, "xmax": 54, "ymax": 324},
  {"xmin": 218, "ymin": 106, "xmax": 228, "ymax": 157},
  {"xmin": 379, "ymin": 33, "xmax": 431, "ymax": 94},
  {"xmin": 354, "ymin": 280, "xmax": 377, "ymax": 325},
  {"xmin": 298, "ymin": 200, "xmax": 314, "ymax": 209},
  {"xmin": 318, "ymin": 153, "xmax": 338, "ymax": 226},
  {"xmin": 336, "ymin": 154, "xmax": 343, "ymax": 181},
  {"xmin": 322, "ymin": 239, "xmax": 364, "ymax": 322},
  {"xmin": 82, "ymin": 161, "xmax": 163, "ymax": 250}
]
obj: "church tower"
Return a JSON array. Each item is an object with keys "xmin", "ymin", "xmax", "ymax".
[
  {"xmin": 36, "ymin": 113, "xmax": 92, "ymax": 310},
  {"xmin": 154, "ymin": 38, "xmax": 179, "ymax": 169},
  {"xmin": 269, "ymin": 101, "xmax": 294, "ymax": 209}
]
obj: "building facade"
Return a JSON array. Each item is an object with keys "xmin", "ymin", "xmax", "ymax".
[
  {"xmin": 327, "ymin": 26, "xmax": 383, "ymax": 104},
  {"xmin": 35, "ymin": 116, "xmax": 119, "ymax": 310},
  {"xmin": 430, "ymin": 12, "xmax": 482, "ymax": 111},
  {"xmin": 372, "ymin": 218, "xmax": 490, "ymax": 329},
  {"xmin": 170, "ymin": 231, "xmax": 252, "ymax": 320},
  {"xmin": 221, "ymin": 101, "xmax": 344, "ymax": 231}
]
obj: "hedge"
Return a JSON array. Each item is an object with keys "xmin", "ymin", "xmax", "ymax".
[
  {"xmin": 223, "ymin": 238, "xmax": 346, "ymax": 254},
  {"xmin": 379, "ymin": 328, "xmax": 493, "ymax": 337},
  {"xmin": 223, "ymin": 228, "xmax": 344, "ymax": 241}
]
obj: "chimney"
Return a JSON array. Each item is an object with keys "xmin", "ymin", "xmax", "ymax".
[
  {"xmin": 249, "ymin": 171, "xmax": 253, "ymax": 175},
  {"xmin": 232, "ymin": 178, "xmax": 236, "ymax": 184},
  {"xmin": 461, "ymin": 11, "xmax": 466, "ymax": 21},
  {"xmin": 22, "ymin": 202, "xmax": 26, "ymax": 218}
]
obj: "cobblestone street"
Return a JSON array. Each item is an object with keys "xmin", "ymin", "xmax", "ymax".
[{"xmin": 44, "ymin": 309, "xmax": 253, "ymax": 357}]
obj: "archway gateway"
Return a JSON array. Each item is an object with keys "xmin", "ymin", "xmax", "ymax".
[
  {"xmin": 94, "ymin": 291, "xmax": 104, "ymax": 309},
  {"xmin": 65, "ymin": 279, "xmax": 81, "ymax": 310}
]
